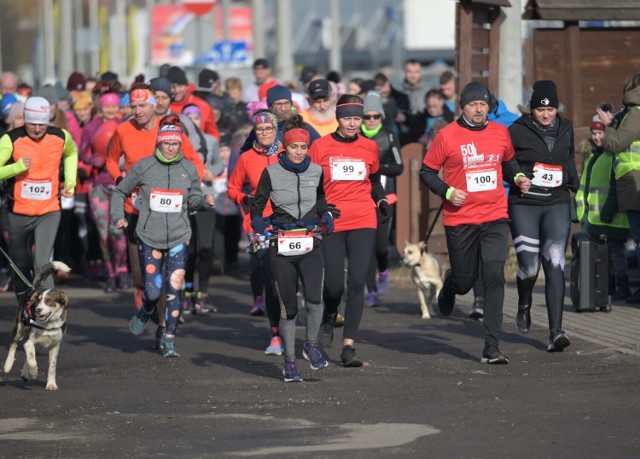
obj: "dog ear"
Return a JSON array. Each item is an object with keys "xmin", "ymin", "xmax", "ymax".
[{"xmin": 419, "ymin": 241, "xmax": 428, "ymax": 253}]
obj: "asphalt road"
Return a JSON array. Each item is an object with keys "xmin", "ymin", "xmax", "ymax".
[{"xmin": 0, "ymin": 264, "xmax": 639, "ymax": 458}]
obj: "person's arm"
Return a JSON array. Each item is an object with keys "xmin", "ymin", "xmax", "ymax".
[
  {"xmin": 379, "ymin": 131, "xmax": 404, "ymax": 177},
  {"xmin": 251, "ymin": 168, "xmax": 272, "ymax": 220},
  {"xmin": 227, "ymin": 155, "xmax": 248, "ymax": 205},
  {"xmin": 315, "ymin": 171, "xmax": 329, "ymax": 215},
  {"xmin": 111, "ymin": 163, "xmax": 141, "ymax": 224},
  {"xmin": 180, "ymin": 132, "xmax": 205, "ymax": 179},
  {"xmin": 187, "ymin": 166, "xmax": 211, "ymax": 211},
  {"xmin": 565, "ymin": 125, "xmax": 580, "ymax": 193},
  {"xmin": 106, "ymin": 127, "xmax": 125, "ymax": 182},
  {"xmin": 0, "ymin": 133, "xmax": 25, "ymax": 180},
  {"xmin": 419, "ymin": 164, "xmax": 450, "ymax": 198},
  {"xmin": 201, "ymin": 104, "xmax": 221, "ymax": 141},
  {"xmin": 61, "ymin": 129, "xmax": 79, "ymax": 195},
  {"xmin": 602, "ymin": 106, "xmax": 640, "ymax": 154}
]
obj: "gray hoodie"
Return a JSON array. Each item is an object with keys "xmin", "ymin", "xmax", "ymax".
[{"xmin": 111, "ymin": 151, "xmax": 212, "ymax": 249}]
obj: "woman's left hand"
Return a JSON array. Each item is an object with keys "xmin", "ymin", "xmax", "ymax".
[{"xmin": 205, "ymin": 193, "xmax": 215, "ymax": 207}]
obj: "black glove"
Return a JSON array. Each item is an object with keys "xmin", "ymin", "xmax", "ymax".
[
  {"xmin": 321, "ymin": 212, "xmax": 334, "ymax": 235},
  {"xmin": 77, "ymin": 168, "xmax": 88, "ymax": 184},
  {"xmin": 378, "ymin": 199, "xmax": 390, "ymax": 223},
  {"xmin": 251, "ymin": 216, "xmax": 271, "ymax": 234},
  {"xmin": 327, "ymin": 203, "xmax": 341, "ymax": 218},
  {"xmin": 243, "ymin": 195, "xmax": 255, "ymax": 206}
]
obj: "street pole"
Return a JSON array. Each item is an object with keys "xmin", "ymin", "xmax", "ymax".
[
  {"xmin": 329, "ymin": 0, "xmax": 341, "ymax": 73},
  {"xmin": 498, "ymin": 0, "xmax": 523, "ymax": 111},
  {"xmin": 42, "ymin": 0, "xmax": 56, "ymax": 83},
  {"xmin": 60, "ymin": 0, "xmax": 74, "ymax": 81},
  {"xmin": 89, "ymin": 0, "xmax": 99, "ymax": 77},
  {"xmin": 251, "ymin": 0, "xmax": 266, "ymax": 59},
  {"xmin": 275, "ymin": 0, "xmax": 294, "ymax": 82}
]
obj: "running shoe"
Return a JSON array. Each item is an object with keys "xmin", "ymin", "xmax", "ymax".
[
  {"xmin": 282, "ymin": 359, "xmax": 302, "ymax": 382},
  {"xmin": 366, "ymin": 291, "xmax": 379, "ymax": 308},
  {"xmin": 302, "ymin": 341, "xmax": 329, "ymax": 370},
  {"xmin": 153, "ymin": 326, "xmax": 166, "ymax": 351},
  {"xmin": 481, "ymin": 344, "xmax": 509, "ymax": 364},
  {"xmin": 547, "ymin": 331, "xmax": 571, "ymax": 353},
  {"xmin": 163, "ymin": 337, "xmax": 180, "ymax": 358},
  {"xmin": 250, "ymin": 296, "xmax": 266, "ymax": 316},
  {"xmin": 516, "ymin": 303, "xmax": 532, "ymax": 334},
  {"xmin": 340, "ymin": 345, "xmax": 363, "ymax": 367},
  {"xmin": 182, "ymin": 290, "xmax": 195, "ymax": 315},
  {"xmin": 104, "ymin": 277, "xmax": 117, "ymax": 294},
  {"xmin": 193, "ymin": 291, "xmax": 213, "ymax": 314},
  {"xmin": 377, "ymin": 270, "xmax": 390, "ymax": 295},
  {"xmin": 318, "ymin": 314, "xmax": 335, "ymax": 348},
  {"xmin": 265, "ymin": 336, "xmax": 284, "ymax": 355},
  {"xmin": 129, "ymin": 310, "xmax": 149, "ymax": 335}
]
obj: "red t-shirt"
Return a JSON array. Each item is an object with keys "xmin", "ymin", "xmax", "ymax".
[
  {"xmin": 309, "ymin": 134, "xmax": 380, "ymax": 232},
  {"xmin": 423, "ymin": 121, "xmax": 514, "ymax": 227}
]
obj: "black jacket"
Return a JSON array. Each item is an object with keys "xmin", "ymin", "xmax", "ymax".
[{"xmin": 507, "ymin": 114, "xmax": 580, "ymax": 206}]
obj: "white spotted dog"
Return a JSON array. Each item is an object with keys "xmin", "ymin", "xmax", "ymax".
[
  {"xmin": 401, "ymin": 241, "xmax": 443, "ymax": 319},
  {"xmin": 4, "ymin": 261, "xmax": 71, "ymax": 391}
]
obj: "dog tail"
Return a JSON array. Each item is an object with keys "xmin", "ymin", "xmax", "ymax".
[{"xmin": 32, "ymin": 261, "xmax": 71, "ymax": 289}]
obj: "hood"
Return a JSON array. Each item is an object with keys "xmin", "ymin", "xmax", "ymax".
[
  {"xmin": 623, "ymin": 85, "xmax": 640, "ymax": 106},
  {"xmin": 489, "ymin": 98, "xmax": 519, "ymax": 127}
]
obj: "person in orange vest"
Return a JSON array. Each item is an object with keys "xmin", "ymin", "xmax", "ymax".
[{"xmin": 0, "ymin": 96, "xmax": 78, "ymax": 300}]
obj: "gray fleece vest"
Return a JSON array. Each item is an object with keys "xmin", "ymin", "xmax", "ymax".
[{"xmin": 266, "ymin": 162, "xmax": 323, "ymax": 219}]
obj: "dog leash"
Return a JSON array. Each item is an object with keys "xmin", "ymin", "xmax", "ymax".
[
  {"xmin": 0, "ymin": 246, "xmax": 33, "ymax": 289},
  {"xmin": 424, "ymin": 202, "xmax": 444, "ymax": 245}
]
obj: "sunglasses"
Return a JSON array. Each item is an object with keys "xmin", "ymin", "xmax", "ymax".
[{"xmin": 363, "ymin": 114, "xmax": 382, "ymax": 120}]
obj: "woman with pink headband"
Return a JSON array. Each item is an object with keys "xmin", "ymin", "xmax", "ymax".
[{"xmin": 78, "ymin": 91, "xmax": 129, "ymax": 292}]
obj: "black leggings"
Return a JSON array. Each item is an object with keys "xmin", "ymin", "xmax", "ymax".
[
  {"xmin": 185, "ymin": 211, "xmax": 216, "ymax": 292},
  {"xmin": 322, "ymin": 228, "xmax": 376, "ymax": 341},
  {"xmin": 269, "ymin": 242, "xmax": 323, "ymax": 319},
  {"xmin": 251, "ymin": 248, "xmax": 280, "ymax": 329},
  {"xmin": 444, "ymin": 219, "xmax": 509, "ymax": 346},
  {"xmin": 509, "ymin": 203, "xmax": 571, "ymax": 338},
  {"xmin": 366, "ymin": 209, "xmax": 392, "ymax": 292}
]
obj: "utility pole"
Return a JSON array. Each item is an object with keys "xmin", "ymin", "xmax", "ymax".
[
  {"xmin": 89, "ymin": 0, "xmax": 99, "ymax": 77},
  {"xmin": 60, "ymin": 0, "xmax": 74, "ymax": 80},
  {"xmin": 42, "ymin": 0, "xmax": 56, "ymax": 83},
  {"xmin": 252, "ymin": 0, "xmax": 266, "ymax": 59},
  {"xmin": 275, "ymin": 0, "xmax": 294, "ymax": 81},
  {"xmin": 329, "ymin": 0, "xmax": 341, "ymax": 73},
  {"xmin": 498, "ymin": 0, "xmax": 523, "ymax": 111}
]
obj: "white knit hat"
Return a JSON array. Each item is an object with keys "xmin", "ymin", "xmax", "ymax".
[{"xmin": 24, "ymin": 97, "xmax": 51, "ymax": 125}]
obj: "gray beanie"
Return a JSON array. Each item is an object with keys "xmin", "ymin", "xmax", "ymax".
[{"xmin": 363, "ymin": 92, "xmax": 385, "ymax": 119}]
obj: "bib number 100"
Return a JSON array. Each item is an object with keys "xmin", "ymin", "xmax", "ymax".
[{"xmin": 474, "ymin": 175, "xmax": 491, "ymax": 185}]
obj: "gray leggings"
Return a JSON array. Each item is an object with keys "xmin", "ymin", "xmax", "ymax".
[{"xmin": 8, "ymin": 211, "xmax": 61, "ymax": 295}]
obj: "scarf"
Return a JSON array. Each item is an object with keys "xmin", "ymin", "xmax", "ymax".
[
  {"xmin": 252, "ymin": 139, "xmax": 282, "ymax": 156},
  {"xmin": 155, "ymin": 148, "xmax": 181, "ymax": 164},
  {"xmin": 361, "ymin": 123, "xmax": 383, "ymax": 139}
]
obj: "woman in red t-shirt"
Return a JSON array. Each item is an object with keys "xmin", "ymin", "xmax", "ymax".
[{"xmin": 309, "ymin": 94, "xmax": 388, "ymax": 367}]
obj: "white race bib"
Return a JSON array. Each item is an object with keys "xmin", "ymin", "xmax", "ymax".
[
  {"xmin": 149, "ymin": 188, "xmax": 183, "ymax": 213},
  {"xmin": 531, "ymin": 162, "xmax": 563, "ymax": 188},
  {"xmin": 277, "ymin": 231, "xmax": 314, "ymax": 256},
  {"xmin": 465, "ymin": 168, "xmax": 497, "ymax": 192},
  {"xmin": 331, "ymin": 159, "xmax": 366, "ymax": 181},
  {"xmin": 22, "ymin": 179, "xmax": 52, "ymax": 200}
]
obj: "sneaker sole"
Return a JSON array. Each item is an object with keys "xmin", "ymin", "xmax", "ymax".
[
  {"xmin": 548, "ymin": 336, "xmax": 571, "ymax": 353},
  {"xmin": 480, "ymin": 356, "xmax": 509, "ymax": 364},
  {"xmin": 341, "ymin": 358, "xmax": 363, "ymax": 368},
  {"xmin": 282, "ymin": 371, "xmax": 303, "ymax": 382},
  {"xmin": 468, "ymin": 309, "xmax": 484, "ymax": 320},
  {"xmin": 265, "ymin": 347, "xmax": 283, "ymax": 356},
  {"xmin": 302, "ymin": 350, "xmax": 329, "ymax": 370}
]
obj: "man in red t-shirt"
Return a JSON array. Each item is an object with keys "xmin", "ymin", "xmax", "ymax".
[{"xmin": 420, "ymin": 82, "xmax": 530, "ymax": 365}]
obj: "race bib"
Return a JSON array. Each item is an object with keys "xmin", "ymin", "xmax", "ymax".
[
  {"xmin": 531, "ymin": 162, "xmax": 562, "ymax": 188},
  {"xmin": 465, "ymin": 168, "xmax": 497, "ymax": 192},
  {"xmin": 22, "ymin": 179, "xmax": 52, "ymax": 200},
  {"xmin": 331, "ymin": 159, "xmax": 366, "ymax": 181},
  {"xmin": 277, "ymin": 231, "xmax": 314, "ymax": 256},
  {"xmin": 131, "ymin": 189, "xmax": 142, "ymax": 211},
  {"xmin": 149, "ymin": 188, "xmax": 183, "ymax": 213}
]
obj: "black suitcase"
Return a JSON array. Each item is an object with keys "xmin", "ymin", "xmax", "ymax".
[{"xmin": 570, "ymin": 232, "xmax": 612, "ymax": 312}]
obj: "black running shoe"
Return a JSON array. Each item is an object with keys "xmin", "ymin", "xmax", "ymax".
[
  {"xmin": 516, "ymin": 304, "xmax": 531, "ymax": 334},
  {"xmin": 318, "ymin": 313, "xmax": 336, "ymax": 348},
  {"xmin": 481, "ymin": 344, "xmax": 509, "ymax": 364},
  {"xmin": 341, "ymin": 345, "xmax": 363, "ymax": 367},
  {"xmin": 437, "ymin": 271, "xmax": 456, "ymax": 316},
  {"xmin": 547, "ymin": 331, "xmax": 571, "ymax": 352},
  {"xmin": 468, "ymin": 297, "xmax": 484, "ymax": 320}
]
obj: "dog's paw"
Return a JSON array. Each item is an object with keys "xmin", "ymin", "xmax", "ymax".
[
  {"xmin": 45, "ymin": 381, "xmax": 58, "ymax": 391},
  {"xmin": 4, "ymin": 360, "xmax": 14, "ymax": 373},
  {"xmin": 421, "ymin": 313, "xmax": 431, "ymax": 319},
  {"xmin": 25, "ymin": 366, "xmax": 38, "ymax": 380}
]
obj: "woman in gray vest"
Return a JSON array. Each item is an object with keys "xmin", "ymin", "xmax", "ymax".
[{"xmin": 251, "ymin": 114, "xmax": 334, "ymax": 382}]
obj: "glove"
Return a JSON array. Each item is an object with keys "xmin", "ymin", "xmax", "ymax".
[
  {"xmin": 251, "ymin": 216, "xmax": 271, "ymax": 234},
  {"xmin": 321, "ymin": 212, "xmax": 334, "ymax": 235},
  {"xmin": 327, "ymin": 203, "xmax": 341, "ymax": 218},
  {"xmin": 378, "ymin": 199, "xmax": 390, "ymax": 223},
  {"xmin": 243, "ymin": 195, "xmax": 255, "ymax": 206}
]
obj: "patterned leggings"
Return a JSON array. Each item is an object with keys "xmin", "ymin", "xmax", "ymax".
[
  {"xmin": 88, "ymin": 183, "xmax": 128, "ymax": 278},
  {"xmin": 138, "ymin": 240, "xmax": 187, "ymax": 336}
]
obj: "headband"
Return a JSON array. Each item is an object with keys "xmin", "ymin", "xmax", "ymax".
[
  {"xmin": 336, "ymin": 102, "xmax": 364, "ymax": 119},
  {"xmin": 129, "ymin": 88, "xmax": 157, "ymax": 107},
  {"xmin": 182, "ymin": 105, "xmax": 201, "ymax": 117},
  {"xmin": 283, "ymin": 128, "xmax": 311, "ymax": 148},
  {"xmin": 253, "ymin": 111, "xmax": 278, "ymax": 129},
  {"xmin": 100, "ymin": 93, "xmax": 121, "ymax": 108}
]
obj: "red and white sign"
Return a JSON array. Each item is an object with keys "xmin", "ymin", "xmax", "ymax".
[{"xmin": 183, "ymin": 1, "xmax": 217, "ymax": 16}]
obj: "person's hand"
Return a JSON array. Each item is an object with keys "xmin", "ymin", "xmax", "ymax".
[
  {"xmin": 449, "ymin": 189, "xmax": 467, "ymax": 207},
  {"xmin": 61, "ymin": 184, "xmax": 75, "ymax": 198},
  {"xmin": 321, "ymin": 212, "xmax": 334, "ymax": 235},
  {"xmin": 251, "ymin": 216, "xmax": 271, "ymax": 234},
  {"xmin": 516, "ymin": 175, "xmax": 531, "ymax": 194},
  {"xmin": 205, "ymin": 193, "xmax": 215, "ymax": 207},
  {"xmin": 327, "ymin": 203, "xmax": 341, "ymax": 218},
  {"xmin": 595, "ymin": 108, "xmax": 613, "ymax": 126},
  {"xmin": 378, "ymin": 199, "xmax": 389, "ymax": 217},
  {"xmin": 116, "ymin": 218, "xmax": 128, "ymax": 229},
  {"xmin": 243, "ymin": 195, "xmax": 255, "ymax": 206},
  {"xmin": 202, "ymin": 169, "xmax": 215, "ymax": 183},
  {"xmin": 21, "ymin": 155, "xmax": 32, "ymax": 169},
  {"xmin": 395, "ymin": 112, "xmax": 406, "ymax": 123}
]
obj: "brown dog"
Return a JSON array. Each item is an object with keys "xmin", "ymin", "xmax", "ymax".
[
  {"xmin": 401, "ymin": 241, "xmax": 443, "ymax": 319},
  {"xmin": 4, "ymin": 261, "xmax": 70, "ymax": 391}
]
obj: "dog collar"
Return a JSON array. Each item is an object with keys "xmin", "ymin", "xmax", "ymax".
[{"xmin": 22, "ymin": 299, "xmax": 64, "ymax": 331}]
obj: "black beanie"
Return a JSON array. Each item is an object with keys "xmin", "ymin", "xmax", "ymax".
[
  {"xmin": 459, "ymin": 82, "xmax": 490, "ymax": 108},
  {"xmin": 149, "ymin": 77, "xmax": 173, "ymax": 96},
  {"xmin": 530, "ymin": 80, "xmax": 558, "ymax": 109},
  {"xmin": 166, "ymin": 66, "xmax": 188, "ymax": 85}
]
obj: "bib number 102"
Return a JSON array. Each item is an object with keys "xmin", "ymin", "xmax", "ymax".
[{"xmin": 29, "ymin": 186, "xmax": 46, "ymax": 193}]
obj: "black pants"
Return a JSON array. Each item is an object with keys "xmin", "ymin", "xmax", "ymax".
[
  {"xmin": 509, "ymin": 203, "xmax": 571, "ymax": 338},
  {"xmin": 366, "ymin": 209, "xmax": 392, "ymax": 292},
  {"xmin": 269, "ymin": 242, "xmax": 323, "ymax": 319},
  {"xmin": 443, "ymin": 219, "xmax": 509, "ymax": 346},
  {"xmin": 251, "ymin": 248, "xmax": 280, "ymax": 328},
  {"xmin": 185, "ymin": 211, "xmax": 216, "ymax": 292},
  {"xmin": 322, "ymin": 228, "xmax": 376, "ymax": 341}
]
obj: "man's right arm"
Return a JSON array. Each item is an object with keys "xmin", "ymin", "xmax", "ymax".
[
  {"xmin": 106, "ymin": 128, "xmax": 124, "ymax": 182},
  {"xmin": 419, "ymin": 164, "xmax": 450, "ymax": 199},
  {"xmin": 0, "ymin": 134, "xmax": 26, "ymax": 180}
]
